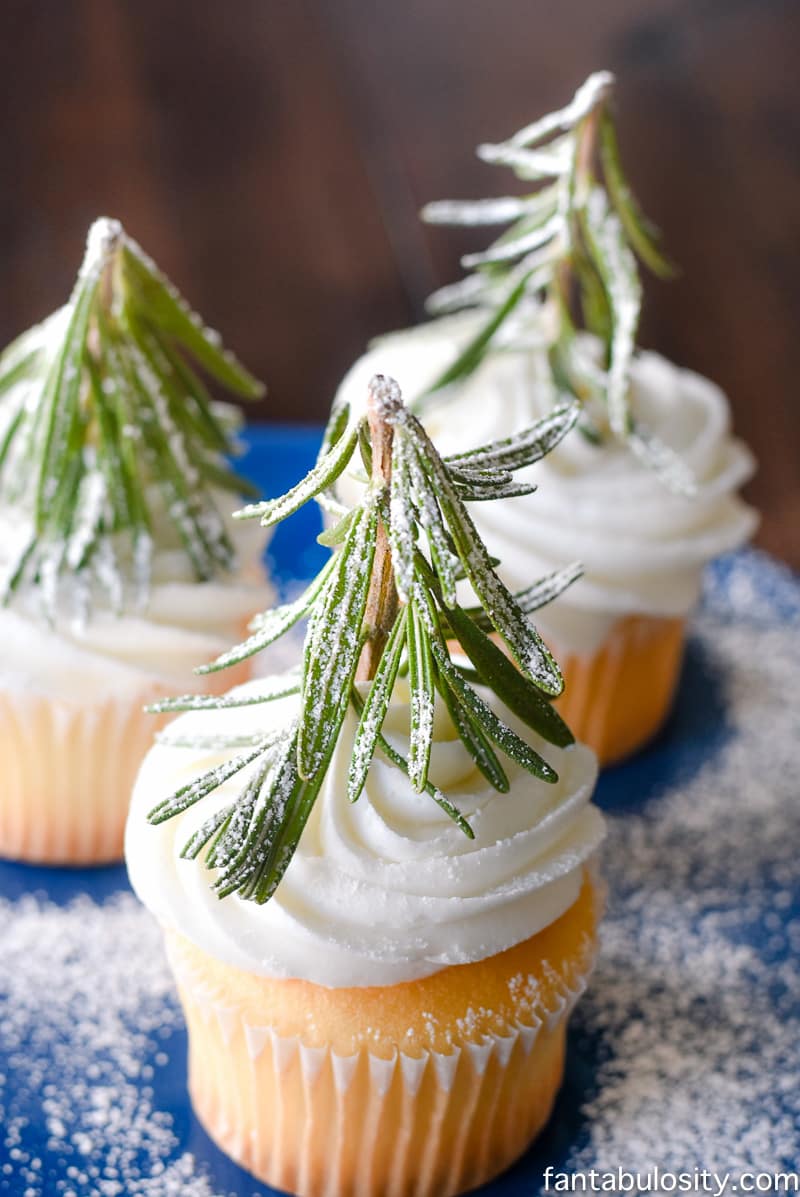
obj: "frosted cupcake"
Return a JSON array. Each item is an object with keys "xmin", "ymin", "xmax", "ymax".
[
  {"xmin": 126, "ymin": 376, "xmax": 605, "ymax": 1196},
  {"xmin": 333, "ymin": 73, "xmax": 757, "ymax": 764},
  {"xmin": 0, "ymin": 218, "xmax": 271, "ymax": 863}
]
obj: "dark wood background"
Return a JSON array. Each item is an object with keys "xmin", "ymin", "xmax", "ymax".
[{"xmin": 1, "ymin": 0, "xmax": 798, "ymax": 564}]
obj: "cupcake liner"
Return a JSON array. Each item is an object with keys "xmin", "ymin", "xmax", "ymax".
[
  {"xmin": 555, "ymin": 614, "xmax": 686, "ymax": 765},
  {"xmin": 0, "ymin": 659, "xmax": 250, "ymax": 865},
  {"xmin": 166, "ymin": 934, "xmax": 594, "ymax": 1197}
]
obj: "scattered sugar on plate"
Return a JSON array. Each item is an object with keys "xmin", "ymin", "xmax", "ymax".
[
  {"xmin": 0, "ymin": 894, "xmax": 231, "ymax": 1196},
  {"xmin": 566, "ymin": 552, "xmax": 800, "ymax": 1179}
]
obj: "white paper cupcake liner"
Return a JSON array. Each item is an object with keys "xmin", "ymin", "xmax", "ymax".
[
  {"xmin": 555, "ymin": 614, "xmax": 686, "ymax": 764},
  {"xmin": 167, "ymin": 938, "xmax": 593, "ymax": 1197},
  {"xmin": 0, "ymin": 687, "xmax": 176, "ymax": 863}
]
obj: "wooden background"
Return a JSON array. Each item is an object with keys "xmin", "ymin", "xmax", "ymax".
[{"xmin": 1, "ymin": 0, "xmax": 798, "ymax": 565}]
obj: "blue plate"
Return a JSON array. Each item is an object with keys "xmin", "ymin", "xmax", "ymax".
[{"xmin": 1, "ymin": 426, "xmax": 797, "ymax": 1196}]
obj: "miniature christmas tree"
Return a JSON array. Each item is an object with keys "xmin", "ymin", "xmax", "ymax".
[
  {"xmin": 420, "ymin": 71, "xmax": 693, "ymax": 491},
  {"xmin": 0, "ymin": 217, "xmax": 264, "ymax": 620},
  {"xmin": 148, "ymin": 375, "xmax": 582, "ymax": 904}
]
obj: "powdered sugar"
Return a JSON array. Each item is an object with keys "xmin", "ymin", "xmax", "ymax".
[
  {"xmin": 565, "ymin": 549, "xmax": 800, "ymax": 1179},
  {"xmin": 0, "ymin": 893, "xmax": 233, "ymax": 1196}
]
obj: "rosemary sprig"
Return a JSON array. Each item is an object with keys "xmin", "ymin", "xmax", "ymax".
[
  {"xmin": 420, "ymin": 71, "xmax": 695, "ymax": 494},
  {"xmin": 0, "ymin": 217, "xmax": 264, "ymax": 620},
  {"xmin": 148, "ymin": 375, "xmax": 583, "ymax": 905}
]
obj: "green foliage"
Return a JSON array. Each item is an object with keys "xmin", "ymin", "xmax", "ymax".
[
  {"xmin": 0, "ymin": 217, "xmax": 264, "ymax": 619},
  {"xmin": 420, "ymin": 72, "xmax": 694, "ymax": 493},
  {"xmin": 149, "ymin": 377, "xmax": 583, "ymax": 904}
]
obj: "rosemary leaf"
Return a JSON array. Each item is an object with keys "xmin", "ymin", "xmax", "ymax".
[
  {"xmin": 243, "ymin": 731, "xmax": 329, "ymax": 904},
  {"xmin": 387, "ymin": 435, "xmax": 417, "ymax": 603},
  {"xmin": 573, "ymin": 206, "xmax": 614, "ymax": 346},
  {"xmin": 422, "ymin": 273, "xmax": 531, "ymax": 397},
  {"xmin": 196, "ymin": 556, "xmax": 337, "ymax": 675},
  {"xmin": 435, "ymin": 660, "xmax": 510, "ymax": 791},
  {"xmin": 118, "ymin": 337, "xmax": 225, "ymax": 580},
  {"xmin": 0, "ymin": 405, "xmax": 25, "ymax": 475},
  {"xmin": 435, "ymin": 644, "xmax": 558, "ymax": 783},
  {"xmin": 298, "ymin": 499, "xmax": 378, "ymax": 779},
  {"xmin": 453, "ymin": 477, "xmax": 537, "ymax": 502},
  {"xmin": 317, "ymin": 507, "xmax": 358, "ymax": 548},
  {"xmin": 445, "ymin": 602, "xmax": 574, "ymax": 747},
  {"xmin": 205, "ymin": 731, "xmax": 297, "ymax": 889},
  {"xmin": 147, "ymin": 742, "xmax": 269, "ymax": 824},
  {"xmin": 208, "ymin": 754, "xmax": 278, "ymax": 874},
  {"xmin": 461, "ymin": 213, "xmax": 563, "ymax": 269},
  {"xmin": 34, "ymin": 269, "xmax": 100, "ymax": 527},
  {"xmin": 347, "ymin": 607, "xmax": 408, "ymax": 802},
  {"xmin": 582, "ymin": 187, "xmax": 641, "ymax": 438},
  {"xmin": 180, "ymin": 803, "xmax": 236, "ymax": 862},
  {"xmin": 198, "ymin": 456, "xmax": 261, "ymax": 500},
  {"xmin": 446, "ymin": 402, "xmax": 580, "ymax": 475},
  {"xmin": 415, "ymin": 581, "xmax": 558, "ymax": 782},
  {"xmin": 155, "ymin": 730, "xmax": 277, "ymax": 751},
  {"xmin": 403, "ymin": 439, "xmax": 459, "ymax": 606},
  {"xmin": 512, "ymin": 561, "xmax": 584, "ymax": 613},
  {"xmin": 86, "ymin": 355, "xmax": 132, "ymax": 533},
  {"xmin": 0, "ymin": 348, "xmax": 40, "ymax": 399},
  {"xmin": 628, "ymin": 426, "xmax": 697, "ymax": 498},
  {"xmin": 422, "ymin": 196, "xmax": 534, "ymax": 227},
  {"xmin": 410, "ymin": 416, "xmax": 563, "ymax": 694},
  {"xmin": 150, "ymin": 328, "xmax": 235, "ymax": 454},
  {"xmin": 408, "ymin": 599, "xmax": 435, "ymax": 792},
  {"xmin": 425, "ymin": 273, "xmax": 495, "ymax": 317},
  {"xmin": 235, "ymin": 420, "xmax": 360, "ymax": 526},
  {"xmin": 476, "ymin": 137, "xmax": 573, "ymax": 180},
  {"xmin": 146, "ymin": 678, "xmax": 301, "ymax": 714},
  {"xmin": 600, "ymin": 113, "xmax": 675, "ymax": 280},
  {"xmin": 317, "ymin": 398, "xmax": 351, "ymax": 462},
  {"xmin": 120, "ymin": 242, "xmax": 263, "ymax": 398},
  {"xmin": 496, "ymin": 71, "xmax": 614, "ymax": 151}
]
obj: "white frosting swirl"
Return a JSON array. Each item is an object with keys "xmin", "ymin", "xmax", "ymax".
[
  {"xmin": 0, "ymin": 324, "xmax": 272, "ymax": 700},
  {"xmin": 126, "ymin": 678, "xmax": 603, "ymax": 988},
  {"xmin": 0, "ymin": 509, "xmax": 270, "ymax": 700},
  {"xmin": 334, "ymin": 314, "xmax": 758, "ymax": 653}
]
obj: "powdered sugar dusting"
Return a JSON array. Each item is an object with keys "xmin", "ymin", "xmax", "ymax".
[
  {"xmin": 564, "ymin": 549, "xmax": 800, "ymax": 1181},
  {"xmin": 0, "ymin": 893, "xmax": 232, "ymax": 1196}
]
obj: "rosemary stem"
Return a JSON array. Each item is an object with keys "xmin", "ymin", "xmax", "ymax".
[
  {"xmin": 556, "ymin": 89, "xmax": 608, "ymax": 329},
  {"xmin": 356, "ymin": 377, "xmax": 400, "ymax": 682},
  {"xmin": 574, "ymin": 100, "xmax": 604, "ymax": 204}
]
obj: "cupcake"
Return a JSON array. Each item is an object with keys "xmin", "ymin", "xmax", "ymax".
[
  {"xmin": 0, "ymin": 218, "xmax": 271, "ymax": 863},
  {"xmin": 126, "ymin": 376, "xmax": 605, "ymax": 1196},
  {"xmin": 333, "ymin": 72, "xmax": 757, "ymax": 765}
]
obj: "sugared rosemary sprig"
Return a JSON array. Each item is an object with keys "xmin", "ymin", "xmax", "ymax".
[
  {"xmin": 0, "ymin": 217, "xmax": 264, "ymax": 620},
  {"xmin": 420, "ymin": 71, "xmax": 694, "ymax": 493},
  {"xmin": 147, "ymin": 375, "xmax": 581, "ymax": 905}
]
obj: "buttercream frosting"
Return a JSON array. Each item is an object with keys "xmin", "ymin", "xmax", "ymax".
[
  {"xmin": 0, "ymin": 314, "xmax": 271, "ymax": 700},
  {"xmin": 126, "ymin": 677, "xmax": 603, "ymax": 988},
  {"xmin": 333, "ymin": 313, "xmax": 758, "ymax": 653}
]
